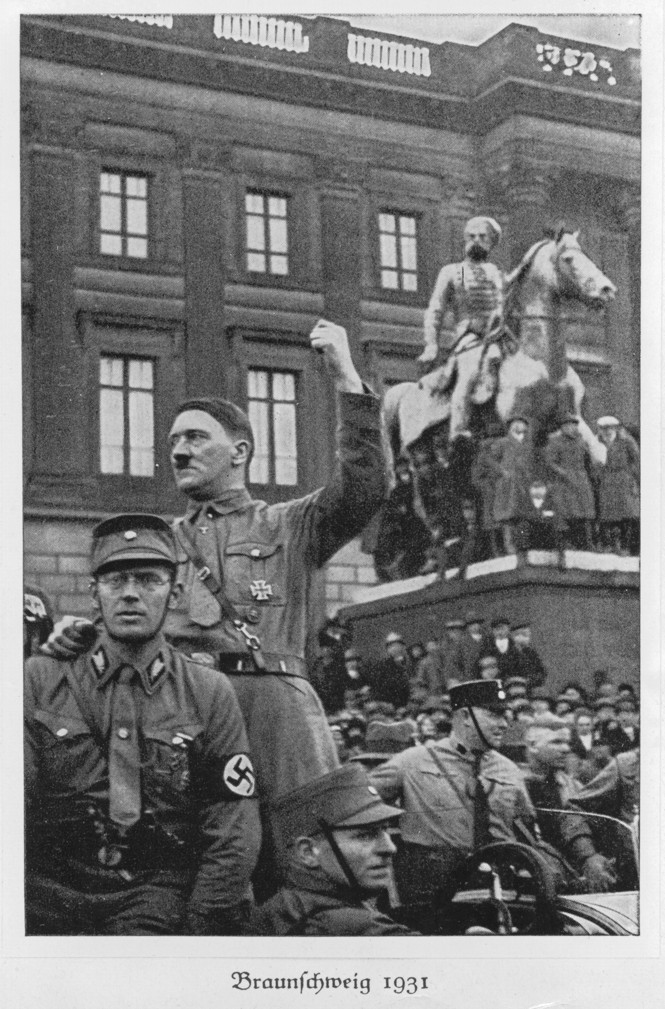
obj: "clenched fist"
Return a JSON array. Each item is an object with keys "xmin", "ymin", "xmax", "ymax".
[{"xmin": 309, "ymin": 319, "xmax": 363, "ymax": 394}]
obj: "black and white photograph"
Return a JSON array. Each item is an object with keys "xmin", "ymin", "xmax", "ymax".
[{"xmin": 4, "ymin": 2, "xmax": 663, "ymax": 1007}]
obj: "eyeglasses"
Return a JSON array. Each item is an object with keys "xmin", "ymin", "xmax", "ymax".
[{"xmin": 96, "ymin": 571, "xmax": 172, "ymax": 592}]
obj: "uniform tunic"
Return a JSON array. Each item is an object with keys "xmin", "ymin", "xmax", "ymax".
[
  {"xmin": 248, "ymin": 869, "xmax": 417, "ymax": 936},
  {"xmin": 544, "ymin": 431, "xmax": 595, "ymax": 520},
  {"xmin": 166, "ymin": 391, "xmax": 386, "ymax": 801},
  {"xmin": 24, "ymin": 633, "xmax": 260, "ymax": 935},
  {"xmin": 424, "ymin": 261, "xmax": 504, "ymax": 352}
]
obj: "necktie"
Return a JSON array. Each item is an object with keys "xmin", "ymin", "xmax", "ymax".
[
  {"xmin": 108, "ymin": 666, "xmax": 142, "ymax": 831},
  {"xmin": 472, "ymin": 755, "xmax": 491, "ymax": 850}
]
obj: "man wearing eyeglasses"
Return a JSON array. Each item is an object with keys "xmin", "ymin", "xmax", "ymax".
[{"xmin": 24, "ymin": 513, "xmax": 260, "ymax": 935}]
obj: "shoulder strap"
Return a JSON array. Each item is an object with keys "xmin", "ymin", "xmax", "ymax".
[
  {"xmin": 176, "ymin": 520, "xmax": 266, "ymax": 671},
  {"xmin": 427, "ymin": 745, "xmax": 470, "ymax": 808}
]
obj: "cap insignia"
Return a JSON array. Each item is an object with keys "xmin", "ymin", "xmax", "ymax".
[
  {"xmin": 367, "ymin": 785, "xmax": 378, "ymax": 796},
  {"xmin": 124, "ymin": 530, "xmax": 138, "ymax": 541}
]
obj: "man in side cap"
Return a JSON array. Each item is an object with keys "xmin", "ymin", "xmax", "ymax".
[
  {"xmin": 248, "ymin": 764, "xmax": 418, "ymax": 935},
  {"xmin": 370, "ymin": 679, "xmax": 536, "ymax": 903},
  {"xmin": 24, "ymin": 514, "xmax": 260, "ymax": 935},
  {"xmin": 419, "ymin": 216, "xmax": 510, "ymax": 440},
  {"xmin": 41, "ymin": 319, "xmax": 386, "ymax": 898}
]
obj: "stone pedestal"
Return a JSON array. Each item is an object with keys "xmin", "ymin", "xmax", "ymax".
[{"xmin": 339, "ymin": 561, "xmax": 639, "ymax": 693}]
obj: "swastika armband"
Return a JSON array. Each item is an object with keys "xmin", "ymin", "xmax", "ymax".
[{"xmin": 220, "ymin": 753, "xmax": 256, "ymax": 798}]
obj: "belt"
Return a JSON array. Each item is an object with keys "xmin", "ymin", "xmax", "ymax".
[{"xmin": 192, "ymin": 652, "xmax": 307, "ymax": 678}]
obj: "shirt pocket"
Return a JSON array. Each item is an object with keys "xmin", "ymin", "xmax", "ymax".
[
  {"xmin": 33, "ymin": 709, "xmax": 97, "ymax": 790},
  {"xmin": 142, "ymin": 722, "xmax": 204, "ymax": 802},
  {"xmin": 223, "ymin": 541, "xmax": 286, "ymax": 606}
]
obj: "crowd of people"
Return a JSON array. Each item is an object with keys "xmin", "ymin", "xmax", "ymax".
[
  {"xmin": 22, "ymin": 318, "xmax": 639, "ymax": 937},
  {"xmin": 374, "ymin": 413, "xmax": 640, "ymax": 583}
]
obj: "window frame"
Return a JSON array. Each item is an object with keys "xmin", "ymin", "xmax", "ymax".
[
  {"xmin": 363, "ymin": 193, "xmax": 438, "ymax": 306},
  {"xmin": 98, "ymin": 353, "xmax": 156, "ymax": 480},
  {"xmin": 243, "ymin": 188, "xmax": 291, "ymax": 279},
  {"xmin": 98, "ymin": 168, "xmax": 151, "ymax": 262},
  {"xmin": 246, "ymin": 367, "xmax": 300, "ymax": 490},
  {"xmin": 376, "ymin": 209, "xmax": 420, "ymax": 294}
]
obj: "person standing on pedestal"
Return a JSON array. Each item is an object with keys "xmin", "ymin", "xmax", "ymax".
[
  {"xmin": 594, "ymin": 416, "xmax": 640, "ymax": 555},
  {"xmin": 491, "ymin": 416, "xmax": 534, "ymax": 555},
  {"xmin": 544, "ymin": 414, "xmax": 596, "ymax": 551}
]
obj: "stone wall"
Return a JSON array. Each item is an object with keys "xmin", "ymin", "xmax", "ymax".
[{"xmin": 324, "ymin": 537, "xmax": 378, "ymax": 616}]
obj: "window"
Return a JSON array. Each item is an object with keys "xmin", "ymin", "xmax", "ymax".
[
  {"xmin": 100, "ymin": 171, "xmax": 149, "ymax": 258},
  {"xmin": 99, "ymin": 356, "xmax": 155, "ymax": 477},
  {"xmin": 247, "ymin": 369, "xmax": 298, "ymax": 486},
  {"xmin": 378, "ymin": 211, "xmax": 418, "ymax": 291},
  {"xmin": 245, "ymin": 191, "xmax": 289, "ymax": 275}
]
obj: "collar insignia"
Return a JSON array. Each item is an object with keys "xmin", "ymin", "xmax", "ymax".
[
  {"xmin": 91, "ymin": 646, "xmax": 108, "ymax": 679},
  {"xmin": 147, "ymin": 653, "xmax": 166, "ymax": 685}
]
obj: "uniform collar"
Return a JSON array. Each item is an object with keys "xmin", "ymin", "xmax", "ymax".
[
  {"xmin": 89, "ymin": 632, "xmax": 170, "ymax": 694},
  {"xmin": 185, "ymin": 488, "xmax": 253, "ymax": 522}
]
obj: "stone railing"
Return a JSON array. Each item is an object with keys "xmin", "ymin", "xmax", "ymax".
[
  {"xmin": 107, "ymin": 15, "xmax": 173, "ymax": 29},
  {"xmin": 213, "ymin": 14, "xmax": 309, "ymax": 53},
  {"xmin": 347, "ymin": 32, "xmax": 431, "ymax": 77},
  {"xmin": 537, "ymin": 42, "xmax": 617, "ymax": 85}
]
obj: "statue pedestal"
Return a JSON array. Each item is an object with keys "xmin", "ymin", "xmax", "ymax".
[{"xmin": 338, "ymin": 553, "xmax": 639, "ymax": 693}]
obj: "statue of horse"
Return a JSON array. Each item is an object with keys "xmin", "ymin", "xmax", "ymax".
[{"xmin": 384, "ymin": 227, "xmax": 617, "ymax": 468}]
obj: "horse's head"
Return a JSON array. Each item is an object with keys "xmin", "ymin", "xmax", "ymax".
[{"xmin": 553, "ymin": 230, "xmax": 617, "ymax": 310}]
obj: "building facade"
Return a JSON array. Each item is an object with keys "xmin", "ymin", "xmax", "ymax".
[{"xmin": 22, "ymin": 14, "xmax": 640, "ymax": 625}]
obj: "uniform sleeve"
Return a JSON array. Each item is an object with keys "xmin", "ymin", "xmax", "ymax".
[
  {"xmin": 23, "ymin": 658, "xmax": 42, "ymax": 811},
  {"xmin": 369, "ymin": 754, "xmax": 406, "ymax": 803},
  {"xmin": 423, "ymin": 266, "xmax": 454, "ymax": 349},
  {"xmin": 186, "ymin": 674, "xmax": 261, "ymax": 933},
  {"xmin": 569, "ymin": 759, "xmax": 621, "ymax": 818},
  {"xmin": 289, "ymin": 391, "xmax": 388, "ymax": 568},
  {"xmin": 307, "ymin": 907, "xmax": 419, "ymax": 936}
]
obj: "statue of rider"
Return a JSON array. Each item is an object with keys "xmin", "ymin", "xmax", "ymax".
[{"xmin": 418, "ymin": 216, "xmax": 508, "ymax": 441}]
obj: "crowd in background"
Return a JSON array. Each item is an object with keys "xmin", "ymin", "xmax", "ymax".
[
  {"xmin": 312, "ymin": 613, "xmax": 639, "ymax": 783},
  {"xmin": 374, "ymin": 414, "xmax": 640, "ymax": 582}
]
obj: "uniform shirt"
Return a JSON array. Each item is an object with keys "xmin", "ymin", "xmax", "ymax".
[
  {"xmin": 571, "ymin": 750, "xmax": 639, "ymax": 825},
  {"xmin": 424, "ymin": 261, "xmax": 504, "ymax": 352},
  {"xmin": 523, "ymin": 768, "xmax": 597, "ymax": 869},
  {"xmin": 248, "ymin": 869, "xmax": 417, "ymax": 936},
  {"xmin": 370, "ymin": 736, "xmax": 535, "ymax": 852},
  {"xmin": 24, "ymin": 633, "xmax": 261, "ymax": 918}
]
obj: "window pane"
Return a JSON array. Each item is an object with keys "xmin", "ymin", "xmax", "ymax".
[
  {"xmin": 127, "ymin": 237, "xmax": 148, "ymax": 258},
  {"xmin": 401, "ymin": 235, "xmax": 417, "ymax": 271},
  {"xmin": 270, "ymin": 254, "xmax": 288, "ymax": 275},
  {"xmin": 379, "ymin": 213, "xmax": 395, "ymax": 234},
  {"xmin": 128, "ymin": 359, "xmax": 153, "ymax": 390},
  {"xmin": 248, "ymin": 400, "xmax": 270, "ymax": 484},
  {"xmin": 101, "ymin": 172, "xmax": 121, "ymax": 194},
  {"xmin": 272, "ymin": 372, "xmax": 295, "ymax": 402},
  {"xmin": 100, "ymin": 193, "xmax": 121, "ymax": 233},
  {"xmin": 126, "ymin": 197, "xmax": 147, "ymax": 235},
  {"xmin": 269, "ymin": 217, "xmax": 288, "ymax": 254},
  {"xmin": 100, "ymin": 387, "xmax": 124, "ymax": 473},
  {"xmin": 100, "ymin": 356, "xmax": 124, "ymax": 387},
  {"xmin": 273, "ymin": 402, "xmax": 297, "ymax": 485},
  {"xmin": 245, "ymin": 192, "xmax": 264, "ymax": 215},
  {"xmin": 402, "ymin": 272, "xmax": 418, "ymax": 291},
  {"xmin": 381, "ymin": 269, "xmax": 399, "ymax": 289},
  {"xmin": 129, "ymin": 389, "xmax": 154, "ymax": 477},
  {"xmin": 248, "ymin": 369, "xmax": 269, "ymax": 400},
  {"xmin": 268, "ymin": 196, "xmax": 287, "ymax": 218},
  {"xmin": 101, "ymin": 233, "xmax": 122, "ymax": 256},
  {"xmin": 247, "ymin": 252, "xmax": 266, "ymax": 273},
  {"xmin": 246, "ymin": 215, "xmax": 265, "ymax": 251},
  {"xmin": 379, "ymin": 233, "xmax": 397, "ymax": 268},
  {"xmin": 400, "ymin": 215, "xmax": 416, "ymax": 236},
  {"xmin": 125, "ymin": 175, "xmax": 147, "ymax": 198}
]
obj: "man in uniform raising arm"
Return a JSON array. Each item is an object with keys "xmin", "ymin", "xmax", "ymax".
[
  {"xmin": 25, "ymin": 514, "xmax": 260, "ymax": 935},
  {"xmin": 44, "ymin": 320, "xmax": 386, "ymax": 895}
]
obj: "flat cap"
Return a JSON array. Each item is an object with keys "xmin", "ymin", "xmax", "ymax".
[
  {"xmin": 449, "ymin": 679, "xmax": 507, "ymax": 713},
  {"xmin": 596, "ymin": 415, "xmax": 620, "ymax": 428},
  {"xmin": 507, "ymin": 414, "xmax": 529, "ymax": 426},
  {"xmin": 270, "ymin": 764, "xmax": 402, "ymax": 850},
  {"xmin": 490, "ymin": 615, "xmax": 511, "ymax": 628},
  {"xmin": 464, "ymin": 611, "xmax": 483, "ymax": 626},
  {"xmin": 385, "ymin": 631, "xmax": 405, "ymax": 645},
  {"xmin": 445, "ymin": 618, "xmax": 465, "ymax": 629},
  {"xmin": 91, "ymin": 513, "xmax": 177, "ymax": 574},
  {"xmin": 505, "ymin": 675, "xmax": 528, "ymax": 688},
  {"xmin": 364, "ymin": 720, "xmax": 414, "ymax": 758}
]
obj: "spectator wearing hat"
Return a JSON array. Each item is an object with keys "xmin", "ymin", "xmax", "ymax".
[
  {"xmin": 373, "ymin": 457, "xmax": 431, "ymax": 582},
  {"xmin": 518, "ymin": 479, "xmax": 566, "ymax": 556},
  {"xmin": 530, "ymin": 689, "xmax": 555, "ymax": 716},
  {"xmin": 451, "ymin": 612, "xmax": 491, "ymax": 683},
  {"xmin": 353, "ymin": 720, "xmax": 415, "ymax": 769},
  {"xmin": 566, "ymin": 708, "xmax": 595, "ymax": 779},
  {"xmin": 24, "ymin": 584, "xmax": 55, "ymax": 659},
  {"xmin": 370, "ymin": 679, "xmax": 535, "ymax": 903},
  {"xmin": 613, "ymin": 699, "xmax": 639, "ymax": 752},
  {"xmin": 24, "ymin": 514, "xmax": 260, "ymax": 936},
  {"xmin": 478, "ymin": 655, "xmax": 500, "ymax": 680},
  {"xmin": 490, "ymin": 416, "xmax": 534, "ymax": 555},
  {"xmin": 594, "ymin": 416, "xmax": 639, "ymax": 555},
  {"xmin": 482, "ymin": 616, "xmax": 521, "ymax": 681},
  {"xmin": 310, "ymin": 636, "xmax": 347, "ymax": 716},
  {"xmin": 415, "ymin": 631, "xmax": 458, "ymax": 696},
  {"xmin": 544, "ymin": 414, "xmax": 596, "ymax": 551},
  {"xmin": 439, "ymin": 497, "xmax": 485, "ymax": 577},
  {"xmin": 470, "ymin": 426, "xmax": 505, "ymax": 558},
  {"xmin": 369, "ymin": 632, "xmax": 413, "ymax": 709},
  {"xmin": 510, "ymin": 622, "xmax": 547, "ymax": 690},
  {"xmin": 523, "ymin": 716, "xmax": 616, "ymax": 892},
  {"xmin": 248, "ymin": 765, "xmax": 418, "ymax": 935}
]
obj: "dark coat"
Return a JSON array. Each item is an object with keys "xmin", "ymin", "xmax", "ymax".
[
  {"xmin": 544, "ymin": 431, "xmax": 595, "ymax": 520},
  {"xmin": 514, "ymin": 644, "xmax": 548, "ymax": 689},
  {"xmin": 596, "ymin": 435, "xmax": 640, "ymax": 521},
  {"xmin": 369, "ymin": 657, "xmax": 412, "ymax": 708},
  {"xmin": 491, "ymin": 436, "xmax": 533, "ymax": 523},
  {"xmin": 451, "ymin": 630, "xmax": 492, "ymax": 682},
  {"xmin": 471, "ymin": 437, "xmax": 502, "ymax": 530},
  {"xmin": 483, "ymin": 638, "xmax": 522, "ymax": 681}
]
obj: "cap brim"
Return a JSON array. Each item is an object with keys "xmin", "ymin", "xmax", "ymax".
[
  {"xmin": 334, "ymin": 802, "xmax": 403, "ymax": 827},
  {"xmin": 95, "ymin": 549, "xmax": 176, "ymax": 571}
]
